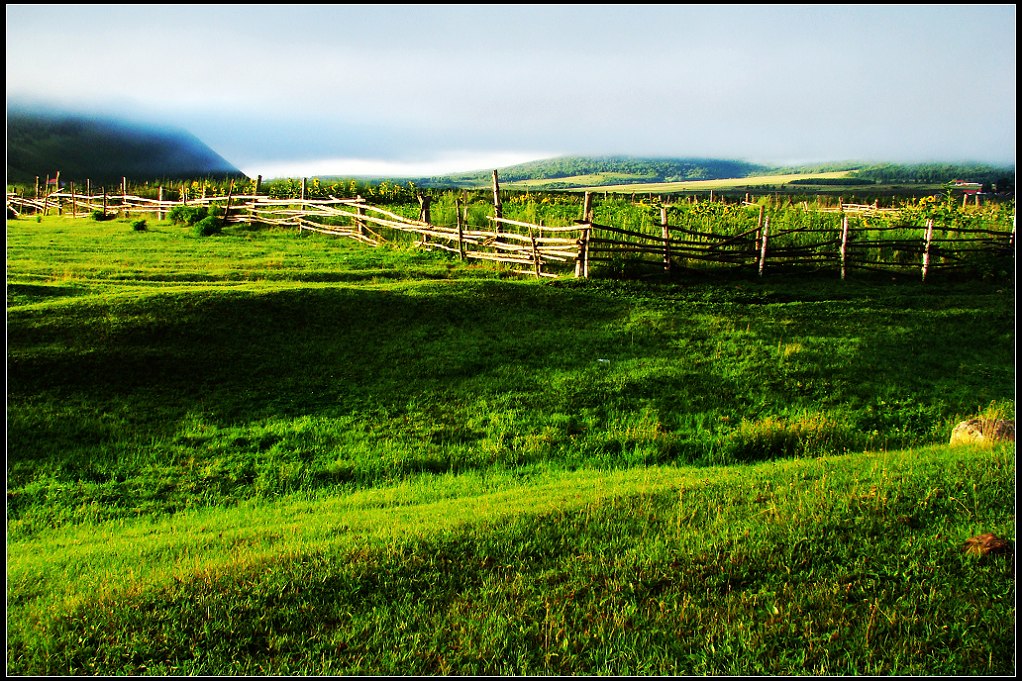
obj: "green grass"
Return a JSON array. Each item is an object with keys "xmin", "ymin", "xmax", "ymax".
[
  {"xmin": 572, "ymin": 172, "xmax": 856, "ymax": 193},
  {"xmin": 6, "ymin": 213, "xmax": 1016, "ymax": 675}
]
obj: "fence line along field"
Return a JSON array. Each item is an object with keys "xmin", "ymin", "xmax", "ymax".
[{"xmin": 6, "ymin": 170, "xmax": 1015, "ymax": 282}]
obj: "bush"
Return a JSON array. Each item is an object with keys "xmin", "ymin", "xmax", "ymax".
[
  {"xmin": 131, "ymin": 220, "xmax": 148, "ymax": 232},
  {"xmin": 193, "ymin": 216, "xmax": 223, "ymax": 236},
  {"xmin": 169, "ymin": 205, "xmax": 210, "ymax": 226},
  {"xmin": 90, "ymin": 210, "xmax": 113, "ymax": 221}
]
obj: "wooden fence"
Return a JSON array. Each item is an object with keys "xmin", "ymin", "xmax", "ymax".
[{"xmin": 6, "ymin": 173, "xmax": 1015, "ymax": 282}]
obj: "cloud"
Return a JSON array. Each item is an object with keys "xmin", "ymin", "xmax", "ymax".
[{"xmin": 6, "ymin": 4, "xmax": 1016, "ymax": 172}]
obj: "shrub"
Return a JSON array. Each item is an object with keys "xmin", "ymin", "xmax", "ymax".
[
  {"xmin": 193, "ymin": 216, "xmax": 223, "ymax": 236},
  {"xmin": 90, "ymin": 210, "xmax": 113, "ymax": 222},
  {"xmin": 169, "ymin": 205, "xmax": 210, "ymax": 226},
  {"xmin": 131, "ymin": 220, "xmax": 148, "ymax": 232}
]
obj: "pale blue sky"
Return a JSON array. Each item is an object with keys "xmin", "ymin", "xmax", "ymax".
[{"xmin": 6, "ymin": 4, "xmax": 1017, "ymax": 178}]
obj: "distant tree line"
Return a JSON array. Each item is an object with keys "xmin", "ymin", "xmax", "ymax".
[
  {"xmin": 437, "ymin": 156, "xmax": 769, "ymax": 184},
  {"xmin": 788, "ymin": 178, "xmax": 875, "ymax": 186},
  {"xmin": 764, "ymin": 161, "xmax": 867, "ymax": 175},
  {"xmin": 847, "ymin": 163, "xmax": 1015, "ymax": 192}
]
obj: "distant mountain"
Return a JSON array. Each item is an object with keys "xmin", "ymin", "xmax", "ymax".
[
  {"xmin": 414, "ymin": 155, "xmax": 771, "ymax": 189},
  {"xmin": 6, "ymin": 110, "xmax": 245, "ymax": 185}
]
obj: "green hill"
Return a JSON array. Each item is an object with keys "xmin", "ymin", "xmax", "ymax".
[
  {"xmin": 6, "ymin": 109, "xmax": 245, "ymax": 185},
  {"xmin": 414, "ymin": 155, "xmax": 771, "ymax": 189},
  {"xmin": 409, "ymin": 156, "xmax": 1014, "ymax": 192}
]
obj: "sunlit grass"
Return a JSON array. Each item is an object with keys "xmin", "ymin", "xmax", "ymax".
[
  {"xmin": 572, "ymin": 171, "xmax": 855, "ymax": 193},
  {"xmin": 8, "ymin": 445, "xmax": 1014, "ymax": 674},
  {"xmin": 6, "ymin": 214, "xmax": 1015, "ymax": 675}
]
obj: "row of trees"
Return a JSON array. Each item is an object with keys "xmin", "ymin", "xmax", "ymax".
[{"xmin": 848, "ymin": 163, "xmax": 1014, "ymax": 192}]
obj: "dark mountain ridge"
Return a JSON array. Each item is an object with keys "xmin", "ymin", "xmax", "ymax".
[{"xmin": 6, "ymin": 110, "xmax": 245, "ymax": 185}]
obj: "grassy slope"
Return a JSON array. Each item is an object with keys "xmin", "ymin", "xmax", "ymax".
[
  {"xmin": 508, "ymin": 171, "xmax": 854, "ymax": 192},
  {"xmin": 8, "ymin": 445, "xmax": 1015, "ymax": 675},
  {"xmin": 6, "ymin": 215, "xmax": 1016, "ymax": 675}
]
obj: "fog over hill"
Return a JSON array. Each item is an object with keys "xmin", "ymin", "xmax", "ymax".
[
  {"xmin": 5, "ymin": 107, "xmax": 1013, "ymax": 192},
  {"xmin": 6, "ymin": 107, "xmax": 244, "ymax": 185}
]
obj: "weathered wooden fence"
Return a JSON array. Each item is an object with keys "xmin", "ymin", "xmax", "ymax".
[{"xmin": 7, "ymin": 173, "xmax": 1015, "ymax": 282}]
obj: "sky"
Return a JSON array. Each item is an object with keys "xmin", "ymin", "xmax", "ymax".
[{"xmin": 6, "ymin": 4, "xmax": 1017, "ymax": 179}]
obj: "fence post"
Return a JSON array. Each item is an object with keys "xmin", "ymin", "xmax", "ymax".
[
  {"xmin": 530, "ymin": 226, "xmax": 542, "ymax": 278},
  {"xmin": 758, "ymin": 216, "xmax": 770, "ymax": 277},
  {"xmin": 223, "ymin": 180, "xmax": 234, "ymax": 226},
  {"xmin": 491, "ymin": 170, "xmax": 503, "ymax": 232},
  {"xmin": 417, "ymin": 192, "xmax": 432, "ymax": 246},
  {"xmin": 574, "ymin": 225, "xmax": 592, "ymax": 279},
  {"xmin": 249, "ymin": 175, "xmax": 261, "ymax": 227},
  {"xmin": 661, "ymin": 206, "xmax": 671, "ymax": 272},
  {"xmin": 455, "ymin": 198, "xmax": 465, "ymax": 260},
  {"xmin": 839, "ymin": 215, "xmax": 849, "ymax": 280},
  {"xmin": 921, "ymin": 218, "xmax": 934, "ymax": 282},
  {"xmin": 103, "ymin": 188, "xmax": 108, "ymax": 217},
  {"xmin": 120, "ymin": 177, "xmax": 127, "ymax": 218},
  {"xmin": 69, "ymin": 181, "xmax": 76, "ymax": 218},
  {"xmin": 356, "ymin": 195, "xmax": 366, "ymax": 238},
  {"xmin": 417, "ymin": 193, "xmax": 431, "ymax": 223},
  {"xmin": 581, "ymin": 191, "xmax": 594, "ymax": 223},
  {"xmin": 55, "ymin": 171, "xmax": 62, "ymax": 215},
  {"xmin": 583, "ymin": 227, "xmax": 591, "ymax": 278},
  {"xmin": 157, "ymin": 186, "xmax": 164, "ymax": 221}
]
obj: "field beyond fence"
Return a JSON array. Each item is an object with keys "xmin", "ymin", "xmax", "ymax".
[{"xmin": 6, "ymin": 172, "xmax": 1015, "ymax": 282}]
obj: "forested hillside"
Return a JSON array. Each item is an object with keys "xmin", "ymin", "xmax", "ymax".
[
  {"xmin": 414, "ymin": 155, "xmax": 1013, "ymax": 191},
  {"xmin": 6, "ymin": 110, "xmax": 244, "ymax": 185},
  {"xmin": 848, "ymin": 163, "xmax": 1014, "ymax": 191},
  {"xmin": 419, "ymin": 155, "xmax": 769, "ymax": 188}
]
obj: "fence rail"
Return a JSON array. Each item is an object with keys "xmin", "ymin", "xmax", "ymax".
[{"xmin": 6, "ymin": 175, "xmax": 1015, "ymax": 282}]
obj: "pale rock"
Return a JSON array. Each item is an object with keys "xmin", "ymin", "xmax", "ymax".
[{"xmin": 949, "ymin": 419, "xmax": 1015, "ymax": 446}]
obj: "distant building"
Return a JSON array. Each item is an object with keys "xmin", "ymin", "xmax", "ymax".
[{"xmin": 949, "ymin": 179, "xmax": 984, "ymax": 195}]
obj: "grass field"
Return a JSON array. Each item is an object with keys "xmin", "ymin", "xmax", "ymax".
[
  {"xmin": 505, "ymin": 171, "xmax": 856, "ymax": 193},
  {"xmin": 6, "ymin": 213, "xmax": 1016, "ymax": 675}
]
